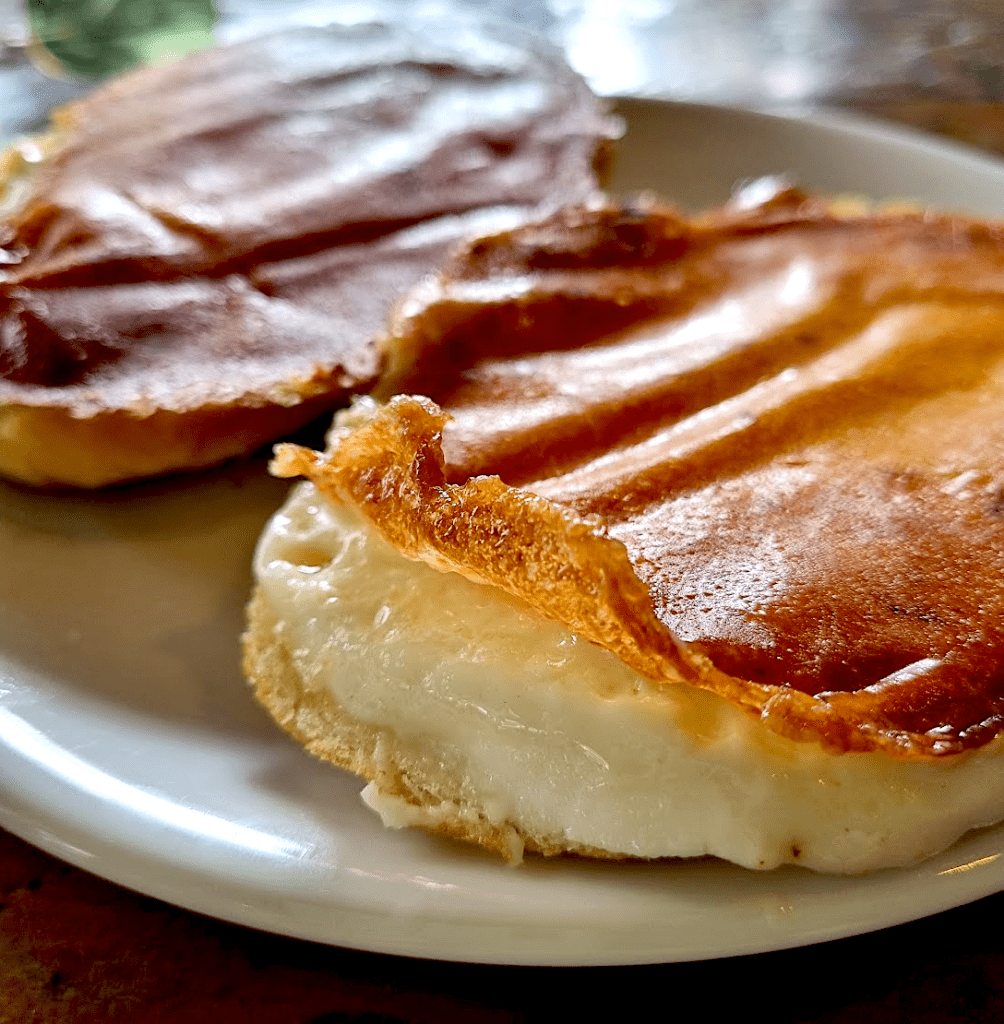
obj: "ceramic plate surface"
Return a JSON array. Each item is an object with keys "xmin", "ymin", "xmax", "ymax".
[{"xmin": 4, "ymin": 100, "xmax": 1004, "ymax": 966}]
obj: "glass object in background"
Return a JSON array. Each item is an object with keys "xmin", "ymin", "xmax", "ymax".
[
  {"xmin": 26, "ymin": 0, "xmax": 215, "ymax": 79},
  {"xmin": 546, "ymin": 0, "xmax": 1004, "ymax": 156},
  {"xmin": 4, "ymin": 1, "xmax": 1004, "ymax": 155}
]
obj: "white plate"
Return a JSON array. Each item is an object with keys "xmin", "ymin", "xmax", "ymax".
[{"xmin": 4, "ymin": 100, "xmax": 1004, "ymax": 967}]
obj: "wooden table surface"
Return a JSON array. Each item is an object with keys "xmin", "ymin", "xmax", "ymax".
[{"xmin": 4, "ymin": 822, "xmax": 1004, "ymax": 1024}]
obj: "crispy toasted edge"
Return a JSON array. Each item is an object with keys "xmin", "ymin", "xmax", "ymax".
[
  {"xmin": 0, "ymin": 387, "xmax": 352, "ymax": 488},
  {"xmin": 242, "ymin": 584, "xmax": 626, "ymax": 863},
  {"xmin": 273, "ymin": 394, "xmax": 991, "ymax": 759},
  {"xmin": 272, "ymin": 395, "xmax": 705, "ymax": 689}
]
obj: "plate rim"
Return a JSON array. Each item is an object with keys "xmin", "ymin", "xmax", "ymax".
[{"xmin": 4, "ymin": 97, "xmax": 1004, "ymax": 967}]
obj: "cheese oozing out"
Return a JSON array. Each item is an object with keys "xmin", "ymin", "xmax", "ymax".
[{"xmin": 253, "ymin": 481, "xmax": 1004, "ymax": 872}]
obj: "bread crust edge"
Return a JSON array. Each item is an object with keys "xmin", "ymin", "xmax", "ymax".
[
  {"xmin": 0, "ymin": 392, "xmax": 346, "ymax": 488},
  {"xmin": 242, "ymin": 585, "xmax": 629, "ymax": 863}
]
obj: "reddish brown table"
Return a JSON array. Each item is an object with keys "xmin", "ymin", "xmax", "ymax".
[{"xmin": 3, "ymin": 823, "xmax": 1004, "ymax": 1023}]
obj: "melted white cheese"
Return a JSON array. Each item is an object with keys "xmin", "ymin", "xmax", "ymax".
[{"xmin": 254, "ymin": 481, "xmax": 1004, "ymax": 872}]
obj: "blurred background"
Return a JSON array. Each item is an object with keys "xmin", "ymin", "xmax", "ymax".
[{"xmin": 3, "ymin": 0, "xmax": 1004, "ymax": 151}]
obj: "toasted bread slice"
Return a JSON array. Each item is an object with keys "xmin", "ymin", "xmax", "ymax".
[
  {"xmin": 243, "ymin": 187, "xmax": 1004, "ymax": 869},
  {"xmin": 0, "ymin": 17, "xmax": 618, "ymax": 487}
]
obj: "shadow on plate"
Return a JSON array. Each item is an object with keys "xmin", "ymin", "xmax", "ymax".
[{"xmin": 0, "ymin": 454, "xmax": 294, "ymax": 737}]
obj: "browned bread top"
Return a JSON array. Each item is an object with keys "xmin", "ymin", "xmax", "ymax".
[
  {"xmin": 275, "ymin": 185, "xmax": 1004, "ymax": 758},
  {"xmin": 0, "ymin": 17, "xmax": 618, "ymax": 485}
]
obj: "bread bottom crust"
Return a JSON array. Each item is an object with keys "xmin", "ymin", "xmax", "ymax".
[
  {"xmin": 243, "ymin": 587, "xmax": 625, "ymax": 863},
  {"xmin": 0, "ymin": 395, "xmax": 342, "ymax": 488}
]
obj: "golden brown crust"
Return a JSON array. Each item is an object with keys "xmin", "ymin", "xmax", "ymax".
[
  {"xmin": 0, "ymin": 388, "xmax": 344, "ymax": 489},
  {"xmin": 271, "ymin": 398, "xmax": 701, "ymax": 690},
  {"xmin": 274, "ymin": 189, "xmax": 1004, "ymax": 759},
  {"xmin": 274, "ymin": 395, "xmax": 999, "ymax": 760},
  {"xmin": 242, "ymin": 585, "xmax": 623, "ymax": 861},
  {"xmin": 0, "ymin": 21, "xmax": 618, "ymax": 487}
]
